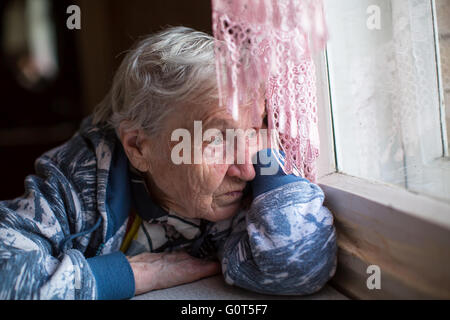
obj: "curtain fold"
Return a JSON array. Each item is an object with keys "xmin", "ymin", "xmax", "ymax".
[{"xmin": 211, "ymin": 0, "xmax": 327, "ymax": 182}]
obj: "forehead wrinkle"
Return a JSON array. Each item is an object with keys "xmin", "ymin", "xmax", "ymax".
[
  {"xmin": 201, "ymin": 107, "xmax": 237, "ymax": 130},
  {"xmin": 192, "ymin": 101, "xmax": 265, "ymax": 131},
  {"xmin": 205, "ymin": 118, "xmax": 236, "ymax": 131}
]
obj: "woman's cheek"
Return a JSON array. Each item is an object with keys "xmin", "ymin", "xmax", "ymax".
[
  {"xmin": 184, "ymin": 164, "xmax": 220, "ymax": 201},
  {"xmin": 205, "ymin": 163, "xmax": 229, "ymax": 191},
  {"xmin": 211, "ymin": 163, "xmax": 229, "ymax": 178}
]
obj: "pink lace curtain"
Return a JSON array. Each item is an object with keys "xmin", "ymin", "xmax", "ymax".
[{"xmin": 211, "ymin": 0, "xmax": 327, "ymax": 182}]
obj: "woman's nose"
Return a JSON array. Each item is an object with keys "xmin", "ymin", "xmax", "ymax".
[{"xmin": 226, "ymin": 162, "xmax": 256, "ymax": 182}]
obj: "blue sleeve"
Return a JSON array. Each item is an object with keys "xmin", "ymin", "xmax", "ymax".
[
  {"xmin": 0, "ymin": 157, "xmax": 98, "ymax": 300},
  {"xmin": 219, "ymin": 149, "xmax": 338, "ymax": 295},
  {"xmin": 87, "ymin": 252, "xmax": 135, "ymax": 300}
]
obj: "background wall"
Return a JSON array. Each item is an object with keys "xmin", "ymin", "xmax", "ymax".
[
  {"xmin": 0, "ymin": 0, "xmax": 212, "ymax": 199},
  {"xmin": 74, "ymin": 0, "xmax": 213, "ymax": 115}
]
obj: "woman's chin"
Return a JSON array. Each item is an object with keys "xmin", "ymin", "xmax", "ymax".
[{"xmin": 208, "ymin": 201, "xmax": 243, "ymax": 222}]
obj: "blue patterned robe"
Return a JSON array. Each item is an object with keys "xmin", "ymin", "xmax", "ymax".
[{"xmin": 0, "ymin": 117, "xmax": 337, "ymax": 299}]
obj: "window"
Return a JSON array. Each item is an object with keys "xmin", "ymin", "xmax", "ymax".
[
  {"xmin": 316, "ymin": 0, "xmax": 450, "ymax": 299},
  {"xmin": 323, "ymin": 0, "xmax": 450, "ymax": 203}
]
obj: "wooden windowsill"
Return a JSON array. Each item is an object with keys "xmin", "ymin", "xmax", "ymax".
[
  {"xmin": 132, "ymin": 275, "xmax": 348, "ymax": 300},
  {"xmin": 318, "ymin": 173, "xmax": 450, "ymax": 299}
]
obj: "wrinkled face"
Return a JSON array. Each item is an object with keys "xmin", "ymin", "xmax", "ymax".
[{"xmin": 138, "ymin": 100, "xmax": 267, "ymax": 222}]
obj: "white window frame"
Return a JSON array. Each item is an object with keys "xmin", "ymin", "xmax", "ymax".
[{"xmin": 313, "ymin": 44, "xmax": 450, "ymax": 299}]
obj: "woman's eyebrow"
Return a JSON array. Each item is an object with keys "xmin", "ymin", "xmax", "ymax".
[{"xmin": 204, "ymin": 118, "xmax": 236, "ymax": 130}]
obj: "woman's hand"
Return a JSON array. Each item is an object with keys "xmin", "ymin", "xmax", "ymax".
[{"xmin": 127, "ymin": 251, "xmax": 221, "ymax": 296}]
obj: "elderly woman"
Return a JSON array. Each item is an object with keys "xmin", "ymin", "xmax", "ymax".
[{"xmin": 0, "ymin": 27, "xmax": 337, "ymax": 300}]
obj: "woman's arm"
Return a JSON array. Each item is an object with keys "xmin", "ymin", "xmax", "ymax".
[
  {"xmin": 219, "ymin": 149, "xmax": 338, "ymax": 295},
  {"xmin": 0, "ymin": 156, "xmax": 100, "ymax": 299}
]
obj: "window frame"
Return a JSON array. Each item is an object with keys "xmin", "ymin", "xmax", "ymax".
[
  {"xmin": 314, "ymin": 41, "xmax": 450, "ymax": 299},
  {"xmin": 432, "ymin": 0, "xmax": 449, "ymax": 157}
]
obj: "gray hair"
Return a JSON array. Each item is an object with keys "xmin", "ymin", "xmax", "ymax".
[{"xmin": 93, "ymin": 26, "xmax": 218, "ymax": 135}]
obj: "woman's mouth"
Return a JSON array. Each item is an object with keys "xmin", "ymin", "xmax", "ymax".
[
  {"xmin": 213, "ymin": 190, "xmax": 245, "ymax": 207},
  {"xmin": 224, "ymin": 191, "xmax": 244, "ymax": 198}
]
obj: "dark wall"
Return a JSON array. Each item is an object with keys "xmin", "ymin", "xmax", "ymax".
[
  {"xmin": 0, "ymin": 0, "xmax": 212, "ymax": 200},
  {"xmin": 74, "ymin": 0, "xmax": 213, "ymax": 114}
]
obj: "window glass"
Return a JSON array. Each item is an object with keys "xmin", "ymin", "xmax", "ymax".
[{"xmin": 325, "ymin": 0, "xmax": 450, "ymax": 202}]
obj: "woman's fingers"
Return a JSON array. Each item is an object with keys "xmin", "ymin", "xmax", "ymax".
[
  {"xmin": 128, "ymin": 251, "xmax": 221, "ymax": 295},
  {"xmin": 154, "ymin": 252, "xmax": 221, "ymax": 290}
]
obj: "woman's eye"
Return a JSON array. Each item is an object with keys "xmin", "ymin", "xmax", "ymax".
[
  {"xmin": 246, "ymin": 130, "xmax": 258, "ymax": 141},
  {"xmin": 246, "ymin": 130, "xmax": 259, "ymax": 146},
  {"xmin": 248, "ymin": 130, "xmax": 257, "ymax": 138},
  {"xmin": 210, "ymin": 136, "xmax": 224, "ymax": 145}
]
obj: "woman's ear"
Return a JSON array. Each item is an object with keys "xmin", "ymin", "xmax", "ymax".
[{"xmin": 118, "ymin": 122, "xmax": 150, "ymax": 172}]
